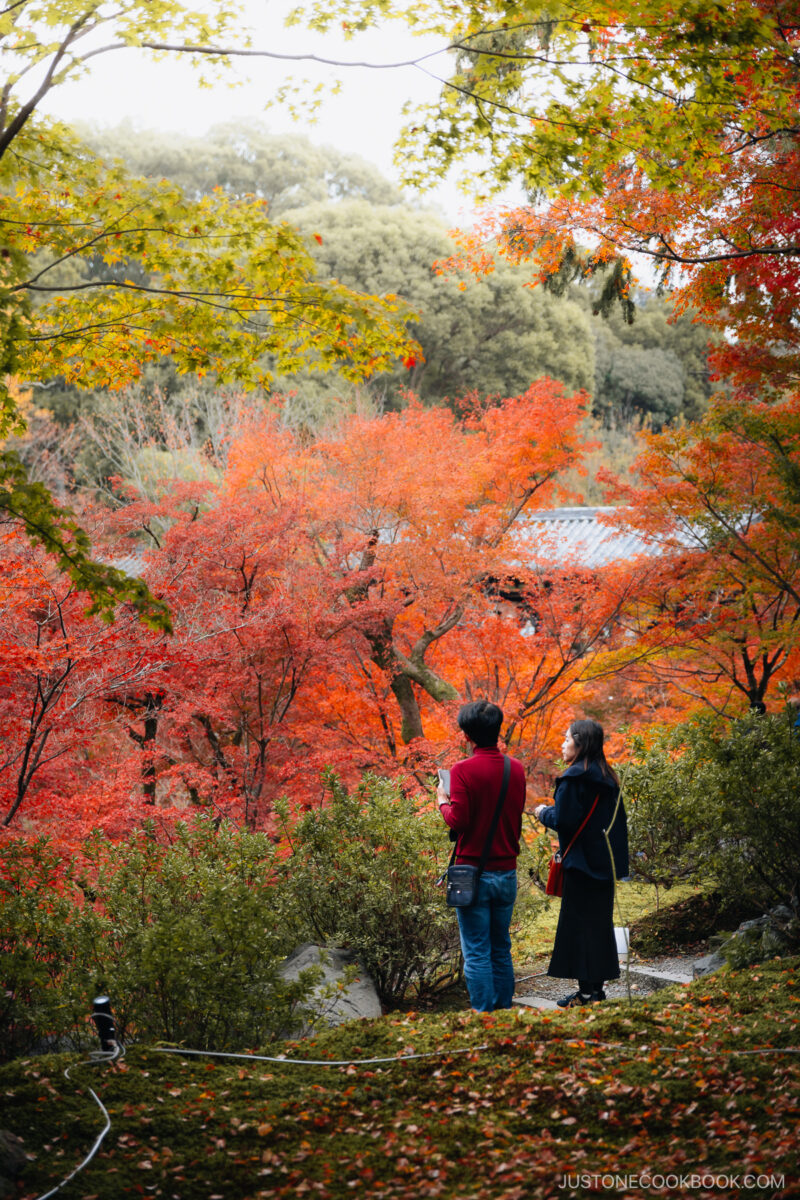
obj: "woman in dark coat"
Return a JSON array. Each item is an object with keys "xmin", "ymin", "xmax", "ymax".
[{"xmin": 534, "ymin": 718, "xmax": 628, "ymax": 1007}]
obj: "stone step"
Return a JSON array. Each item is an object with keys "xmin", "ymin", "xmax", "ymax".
[
  {"xmin": 623, "ymin": 964, "xmax": 693, "ymax": 989},
  {"xmin": 512, "ymin": 964, "xmax": 694, "ymax": 1009},
  {"xmin": 511, "ymin": 961, "xmax": 696, "ymax": 1010}
]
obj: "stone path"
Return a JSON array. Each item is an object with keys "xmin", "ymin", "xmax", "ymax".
[{"xmin": 513, "ymin": 952, "xmax": 700, "ymax": 1010}]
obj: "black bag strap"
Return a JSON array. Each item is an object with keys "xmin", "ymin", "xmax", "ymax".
[{"xmin": 448, "ymin": 755, "xmax": 512, "ymax": 869}]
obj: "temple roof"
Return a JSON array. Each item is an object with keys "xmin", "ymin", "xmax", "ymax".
[{"xmin": 520, "ymin": 507, "xmax": 660, "ymax": 568}]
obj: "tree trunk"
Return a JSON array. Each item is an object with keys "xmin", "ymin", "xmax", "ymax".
[{"xmin": 389, "ymin": 672, "xmax": 425, "ymax": 743}]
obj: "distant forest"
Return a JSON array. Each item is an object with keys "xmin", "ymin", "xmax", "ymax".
[{"xmin": 16, "ymin": 120, "xmax": 717, "ymax": 503}]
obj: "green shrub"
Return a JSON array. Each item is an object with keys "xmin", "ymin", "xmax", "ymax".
[
  {"xmin": 76, "ymin": 817, "xmax": 316, "ymax": 1049},
  {"xmin": 277, "ymin": 773, "xmax": 461, "ymax": 1006},
  {"xmin": 686, "ymin": 711, "xmax": 800, "ymax": 917},
  {"xmin": 0, "ymin": 818, "xmax": 319, "ymax": 1059},
  {"xmin": 623, "ymin": 729, "xmax": 704, "ymax": 908},
  {"xmin": 0, "ymin": 838, "xmax": 88, "ymax": 1062},
  {"xmin": 520, "ymin": 816, "xmax": 558, "ymax": 893},
  {"xmin": 625, "ymin": 709, "xmax": 800, "ymax": 926}
]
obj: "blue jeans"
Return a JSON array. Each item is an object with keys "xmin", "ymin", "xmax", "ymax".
[{"xmin": 456, "ymin": 869, "xmax": 517, "ymax": 1012}]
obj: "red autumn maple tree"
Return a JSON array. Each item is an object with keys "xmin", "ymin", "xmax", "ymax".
[
  {"xmin": 0, "ymin": 524, "xmax": 176, "ymax": 837},
  {"xmin": 599, "ymin": 391, "xmax": 800, "ymax": 712},
  {"xmin": 2, "ymin": 382, "xmax": 651, "ymax": 837},
  {"xmin": 222, "ymin": 385, "xmax": 641, "ymax": 787}
]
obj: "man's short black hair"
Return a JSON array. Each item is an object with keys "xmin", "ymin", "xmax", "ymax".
[{"xmin": 457, "ymin": 699, "xmax": 503, "ymax": 748}]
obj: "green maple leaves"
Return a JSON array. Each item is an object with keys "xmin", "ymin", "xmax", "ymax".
[
  {"xmin": 359, "ymin": 0, "xmax": 792, "ymax": 201},
  {"xmin": 0, "ymin": 449, "xmax": 173, "ymax": 629}
]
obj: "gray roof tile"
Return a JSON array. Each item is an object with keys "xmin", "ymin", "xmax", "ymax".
[{"xmin": 519, "ymin": 507, "xmax": 659, "ymax": 568}]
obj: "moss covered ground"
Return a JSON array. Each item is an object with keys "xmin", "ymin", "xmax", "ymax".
[{"xmin": 3, "ymin": 957, "xmax": 798, "ymax": 1200}]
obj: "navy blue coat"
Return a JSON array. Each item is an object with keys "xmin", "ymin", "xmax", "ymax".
[{"xmin": 539, "ymin": 760, "xmax": 629, "ymax": 881}]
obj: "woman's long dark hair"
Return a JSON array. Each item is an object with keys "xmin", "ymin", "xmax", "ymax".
[{"xmin": 569, "ymin": 718, "xmax": 618, "ymax": 783}]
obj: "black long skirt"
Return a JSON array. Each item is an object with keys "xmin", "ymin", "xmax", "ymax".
[{"xmin": 547, "ymin": 868, "xmax": 620, "ymax": 982}]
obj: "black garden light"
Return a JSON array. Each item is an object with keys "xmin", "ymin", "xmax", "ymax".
[{"xmin": 91, "ymin": 995, "xmax": 117, "ymax": 1051}]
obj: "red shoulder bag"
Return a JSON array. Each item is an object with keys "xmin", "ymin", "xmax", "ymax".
[{"xmin": 545, "ymin": 793, "xmax": 600, "ymax": 897}]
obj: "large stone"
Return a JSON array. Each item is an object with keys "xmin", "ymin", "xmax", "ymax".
[
  {"xmin": 770, "ymin": 905, "xmax": 793, "ymax": 923},
  {"xmin": 279, "ymin": 944, "xmax": 382, "ymax": 1033},
  {"xmin": 737, "ymin": 917, "xmax": 769, "ymax": 935},
  {"xmin": 0, "ymin": 1130, "xmax": 27, "ymax": 1199},
  {"xmin": 692, "ymin": 950, "xmax": 727, "ymax": 979}
]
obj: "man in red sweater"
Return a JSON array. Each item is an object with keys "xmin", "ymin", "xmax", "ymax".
[{"xmin": 436, "ymin": 700, "xmax": 526, "ymax": 1011}]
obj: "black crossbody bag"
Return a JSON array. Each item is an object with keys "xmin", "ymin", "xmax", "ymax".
[{"xmin": 445, "ymin": 755, "xmax": 511, "ymax": 908}]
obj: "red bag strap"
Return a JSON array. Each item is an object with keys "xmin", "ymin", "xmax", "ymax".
[{"xmin": 562, "ymin": 793, "xmax": 600, "ymax": 861}]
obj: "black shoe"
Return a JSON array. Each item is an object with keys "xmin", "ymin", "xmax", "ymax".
[
  {"xmin": 557, "ymin": 989, "xmax": 606, "ymax": 1008},
  {"xmin": 557, "ymin": 990, "xmax": 590, "ymax": 1008}
]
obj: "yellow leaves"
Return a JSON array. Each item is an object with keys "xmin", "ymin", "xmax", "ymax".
[{"xmin": 4, "ymin": 155, "xmax": 416, "ymax": 393}]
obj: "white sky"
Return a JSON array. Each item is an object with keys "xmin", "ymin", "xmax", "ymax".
[{"xmin": 39, "ymin": 1, "xmax": 510, "ymax": 222}]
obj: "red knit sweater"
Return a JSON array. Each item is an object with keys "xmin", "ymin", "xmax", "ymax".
[{"xmin": 440, "ymin": 746, "xmax": 526, "ymax": 870}]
